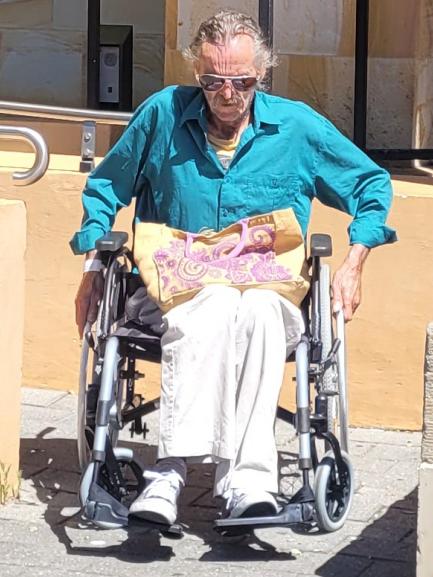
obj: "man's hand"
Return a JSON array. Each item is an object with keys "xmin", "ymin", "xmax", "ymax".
[
  {"xmin": 332, "ymin": 244, "xmax": 370, "ymax": 322},
  {"xmin": 75, "ymin": 270, "xmax": 104, "ymax": 338}
]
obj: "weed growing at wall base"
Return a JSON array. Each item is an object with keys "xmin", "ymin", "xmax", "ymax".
[{"xmin": 0, "ymin": 462, "xmax": 21, "ymax": 504}]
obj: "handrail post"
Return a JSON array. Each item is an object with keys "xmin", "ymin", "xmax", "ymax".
[{"xmin": 80, "ymin": 121, "xmax": 96, "ymax": 172}]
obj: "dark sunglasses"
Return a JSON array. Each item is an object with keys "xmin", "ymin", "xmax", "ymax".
[{"xmin": 198, "ymin": 74, "xmax": 258, "ymax": 92}]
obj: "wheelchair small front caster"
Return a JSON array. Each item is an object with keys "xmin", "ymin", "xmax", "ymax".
[{"xmin": 314, "ymin": 450, "xmax": 354, "ymax": 532}]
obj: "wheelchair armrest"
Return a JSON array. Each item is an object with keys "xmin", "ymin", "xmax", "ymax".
[
  {"xmin": 310, "ymin": 233, "xmax": 332, "ymax": 258},
  {"xmin": 95, "ymin": 231, "xmax": 128, "ymax": 253}
]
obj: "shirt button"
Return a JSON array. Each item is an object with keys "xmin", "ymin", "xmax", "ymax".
[{"xmin": 225, "ymin": 176, "xmax": 232, "ymax": 184}]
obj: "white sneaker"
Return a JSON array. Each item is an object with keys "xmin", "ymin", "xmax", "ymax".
[
  {"xmin": 129, "ymin": 458, "xmax": 186, "ymax": 525},
  {"xmin": 224, "ymin": 488, "xmax": 279, "ymax": 519}
]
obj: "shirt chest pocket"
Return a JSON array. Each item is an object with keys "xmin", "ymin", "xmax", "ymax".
[{"xmin": 246, "ymin": 174, "xmax": 301, "ymax": 213}]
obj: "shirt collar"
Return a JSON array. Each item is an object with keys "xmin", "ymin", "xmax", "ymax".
[
  {"xmin": 252, "ymin": 91, "xmax": 282, "ymax": 129},
  {"xmin": 179, "ymin": 89, "xmax": 208, "ymax": 129},
  {"xmin": 179, "ymin": 88, "xmax": 282, "ymax": 130}
]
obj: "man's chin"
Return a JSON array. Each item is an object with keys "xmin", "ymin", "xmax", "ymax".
[{"xmin": 213, "ymin": 107, "xmax": 243, "ymax": 122}]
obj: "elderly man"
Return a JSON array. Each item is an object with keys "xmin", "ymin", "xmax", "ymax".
[{"xmin": 71, "ymin": 10, "xmax": 396, "ymax": 525}]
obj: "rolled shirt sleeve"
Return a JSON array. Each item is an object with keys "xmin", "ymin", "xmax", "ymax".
[
  {"xmin": 69, "ymin": 105, "xmax": 151, "ymax": 255},
  {"xmin": 314, "ymin": 118, "xmax": 397, "ymax": 248}
]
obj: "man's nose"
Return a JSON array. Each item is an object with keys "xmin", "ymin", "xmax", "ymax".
[{"xmin": 220, "ymin": 80, "xmax": 234, "ymax": 99}]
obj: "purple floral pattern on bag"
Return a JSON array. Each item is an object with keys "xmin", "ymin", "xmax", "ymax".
[{"xmin": 153, "ymin": 223, "xmax": 294, "ymax": 296}]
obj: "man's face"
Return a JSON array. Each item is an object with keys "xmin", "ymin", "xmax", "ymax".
[{"xmin": 196, "ymin": 35, "xmax": 261, "ymax": 126}]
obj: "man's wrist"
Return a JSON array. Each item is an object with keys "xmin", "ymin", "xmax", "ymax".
[
  {"xmin": 83, "ymin": 250, "xmax": 103, "ymax": 273},
  {"xmin": 83, "ymin": 258, "xmax": 103, "ymax": 273},
  {"xmin": 345, "ymin": 244, "xmax": 370, "ymax": 269}
]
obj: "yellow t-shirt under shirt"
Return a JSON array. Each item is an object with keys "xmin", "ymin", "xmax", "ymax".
[{"xmin": 207, "ymin": 133, "xmax": 240, "ymax": 170}]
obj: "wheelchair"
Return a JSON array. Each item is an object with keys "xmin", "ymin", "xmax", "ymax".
[{"xmin": 77, "ymin": 230, "xmax": 354, "ymax": 537}]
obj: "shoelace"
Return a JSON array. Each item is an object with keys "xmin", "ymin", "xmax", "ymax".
[
  {"xmin": 139, "ymin": 470, "xmax": 181, "ymax": 501},
  {"xmin": 223, "ymin": 488, "xmax": 242, "ymax": 510}
]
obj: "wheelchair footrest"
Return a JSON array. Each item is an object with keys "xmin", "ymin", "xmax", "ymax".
[
  {"xmin": 84, "ymin": 482, "xmax": 129, "ymax": 529},
  {"xmin": 214, "ymin": 502, "xmax": 315, "ymax": 533}
]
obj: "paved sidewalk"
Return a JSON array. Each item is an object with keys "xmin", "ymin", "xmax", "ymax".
[{"xmin": 0, "ymin": 387, "xmax": 421, "ymax": 577}]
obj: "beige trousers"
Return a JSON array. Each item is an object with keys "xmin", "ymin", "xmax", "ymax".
[{"xmin": 158, "ymin": 285, "xmax": 304, "ymax": 497}]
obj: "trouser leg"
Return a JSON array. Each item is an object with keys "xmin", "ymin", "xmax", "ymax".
[
  {"xmin": 214, "ymin": 289, "xmax": 304, "ymax": 497},
  {"xmin": 158, "ymin": 285, "xmax": 241, "ymax": 460}
]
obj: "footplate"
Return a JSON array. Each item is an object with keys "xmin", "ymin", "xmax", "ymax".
[
  {"xmin": 83, "ymin": 482, "xmax": 184, "ymax": 537},
  {"xmin": 214, "ymin": 502, "xmax": 315, "ymax": 535},
  {"xmin": 84, "ymin": 482, "xmax": 129, "ymax": 529}
]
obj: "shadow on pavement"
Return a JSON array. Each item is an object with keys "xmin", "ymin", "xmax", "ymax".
[
  {"xmin": 316, "ymin": 489, "xmax": 418, "ymax": 577},
  {"xmin": 23, "ymin": 427, "xmax": 417, "ymax": 572},
  {"xmin": 20, "ymin": 429, "xmax": 174, "ymax": 563},
  {"xmin": 19, "ymin": 429, "xmax": 304, "ymax": 564}
]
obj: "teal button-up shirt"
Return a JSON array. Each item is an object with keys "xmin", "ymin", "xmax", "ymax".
[{"xmin": 70, "ymin": 85, "xmax": 396, "ymax": 254}]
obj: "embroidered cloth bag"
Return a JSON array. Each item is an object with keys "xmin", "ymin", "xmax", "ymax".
[{"xmin": 134, "ymin": 208, "xmax": 310, "ymax": 313}]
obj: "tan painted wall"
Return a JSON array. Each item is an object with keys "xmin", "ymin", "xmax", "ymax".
[
  {"xmin": 0, "ymin": 169, "xmax": 430, "ymax": 431},
  {"xmin": 0, "ymin": 198, "xmax": 26, "ymax": 499}
]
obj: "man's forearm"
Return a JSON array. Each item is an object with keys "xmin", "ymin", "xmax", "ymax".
[{"xmin": 332, "ymin": 244, "xmax": 370, "ymax": 319}]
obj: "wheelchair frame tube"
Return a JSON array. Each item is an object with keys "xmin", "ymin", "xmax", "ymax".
[
  {"xmin": 92, "ymin": 336, "xmax": 120, "ymax": 460},
  {"xmin": 295, "ymin": 338, "xmax": 312, "ymax": 468}
]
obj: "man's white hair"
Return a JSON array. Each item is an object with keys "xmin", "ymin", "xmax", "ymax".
[{"xmin": 183, "ymin": 9, "xmax": 278, "ymax": 88}]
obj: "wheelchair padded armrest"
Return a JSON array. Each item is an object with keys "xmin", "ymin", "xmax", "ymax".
[
  {"xmin": 310, "ymin": 233, "xmax": 332, "ymax": 258},
  {"xmin": 95, "ymin": 231, "xmax": 129, "ymax": 253}
]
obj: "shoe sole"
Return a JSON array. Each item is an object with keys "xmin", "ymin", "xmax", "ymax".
[
  {"xmin": 129, "ymin": 510, "xmax": 174, "ymax": 526},
  {"xmin": 238, "ymin": 502, "xmax": 277, "ymax": 518}
]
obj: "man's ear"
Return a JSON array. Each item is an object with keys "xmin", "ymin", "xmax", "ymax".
[
  {"xmin": 193, "ymin": 66, "xmax": 200, "ymax": 84},
  {"xmin": 257, "ymin": 67, "xmax": 266, "ymax": 81}
]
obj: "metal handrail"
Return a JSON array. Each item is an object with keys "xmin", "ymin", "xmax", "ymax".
[
  {"xmin": 0, "ymin": 100, "xmax": 131, "ymax": 126},
  {"xmin": 0, "ymin": 125, "xmax": 49, "ymax": 185}
]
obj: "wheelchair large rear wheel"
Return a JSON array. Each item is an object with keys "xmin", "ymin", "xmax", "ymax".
[
  {"xmin": 314, "ymin": 450, "xmax": 354, "ymax": 532},
  {"xmin": 319, "ymin": 263, "xmax": 338, "ymax": 433},
  {"xmin": 77, "ymin": 324, "xmax": 99, "ymax": 470},
  {"xmin": 77, "ymin": 258, "xmax": 127, "ymax": 470},
  {"xmin": 77, "ymin": 326, "xmax": 125, "ymax": 471}
]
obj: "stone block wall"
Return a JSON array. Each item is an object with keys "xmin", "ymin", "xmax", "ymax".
[
  {"xmin": 0, "ymin": 0, "xmax": 165, "ymax": 108},
  {"xmin": 2, "ymin": 0, "xmax": 432, "ymax": 148},
  {"xmin": 165, "ymin": 0, "xmax": 433, "ymax": 148},
  {"xmin": 414, "ymin": 0, "xmax": 433, "ymax": 149}
]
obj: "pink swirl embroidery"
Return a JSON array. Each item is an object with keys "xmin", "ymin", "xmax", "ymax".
[{"xmin": 176, "ymin": 256, "xmax": 208, "ymax": 281}]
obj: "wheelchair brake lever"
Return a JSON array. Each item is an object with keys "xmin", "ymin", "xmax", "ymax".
[
  {"xmin": 321, "ymin": 338, "xmax": 341, "ymax": 372},
  {"xmin": 84, "ymin": 322, "xmax": 95, "ymax": 350}
]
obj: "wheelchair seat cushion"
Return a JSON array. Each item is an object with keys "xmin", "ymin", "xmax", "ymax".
[{"xmin": 124, "ymin": 286, "xmax": 165, "ymax": 335}]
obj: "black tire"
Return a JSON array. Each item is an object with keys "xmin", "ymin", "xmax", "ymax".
[
  {"xmin": 77, "ymin": 324, "xmax": 101, "ymax": 470},
  {"xmin": 314, "ymin": 450, "xmax": 354, "ymax": 532}
]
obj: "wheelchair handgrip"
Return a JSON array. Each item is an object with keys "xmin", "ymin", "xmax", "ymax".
[{"xmin": 95, "ymin": 231, "xmax": 128, "ymax": 253}]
